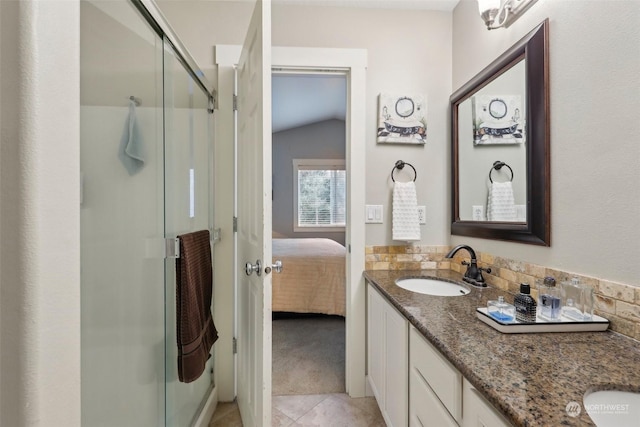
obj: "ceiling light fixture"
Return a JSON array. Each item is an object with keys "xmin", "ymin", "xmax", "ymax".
[{"xmin": 478, "ymin": 0, "xmax": 539, "ymax": 30}]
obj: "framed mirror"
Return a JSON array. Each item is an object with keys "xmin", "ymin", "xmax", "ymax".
[{"xmin": 450, "ymin": 19, "xmax": 550, "ymax": 246}]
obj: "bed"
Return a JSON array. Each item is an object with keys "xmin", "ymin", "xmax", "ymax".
[{"xmin": 272, "ymin": 238, "xmax": 346, "ymax": 317}]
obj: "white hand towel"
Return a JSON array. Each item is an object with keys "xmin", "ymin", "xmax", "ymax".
[
  {"xmin": 392, "ymin": 181, "xmax": 421, "ymax": 241},
  {"xmin": 487, "ymin": 181, "xmax": 517, "ymax": 221},
  {"xmin": 118, "ymin": 99, "xmax": 145, "ymax": 175}
]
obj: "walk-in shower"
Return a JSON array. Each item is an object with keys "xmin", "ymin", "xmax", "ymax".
[{"xmin": 80, "ymin": 1, "xmax": 215, "ymax": 425}]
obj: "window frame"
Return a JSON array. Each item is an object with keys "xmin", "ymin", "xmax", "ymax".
[{"xmin": 292, "ymin": 158, "xmax": 346, "ymax": 232}]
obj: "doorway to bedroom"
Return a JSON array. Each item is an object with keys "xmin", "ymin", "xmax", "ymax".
[{"xmin": 271, "ymin": 72, "xmax": 348, "ymax": 399}]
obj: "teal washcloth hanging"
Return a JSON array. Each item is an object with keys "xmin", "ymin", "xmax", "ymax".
[{"xmin": 118, "ymin": 98, "xmax": 145, "ymax": 175}]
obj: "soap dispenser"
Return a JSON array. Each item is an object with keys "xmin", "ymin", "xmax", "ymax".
[{"xmin": 514, "ymin": 283, "xmax": 537, "ymax": 323}]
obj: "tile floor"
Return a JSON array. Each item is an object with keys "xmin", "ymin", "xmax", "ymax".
[{"xmin": 209, "ymin": 393, "xmax": 385, "ymax": 427}]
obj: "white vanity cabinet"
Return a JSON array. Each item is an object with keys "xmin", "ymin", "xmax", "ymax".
[
  {"xmin": 409, "ymin": 325, "xmax": 462, "ymax": 426},
  {"xmin": 367, "ymin": 283, "xmax": 408, "ymax": 427}
]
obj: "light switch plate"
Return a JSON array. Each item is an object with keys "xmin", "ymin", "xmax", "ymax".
[{"xmin": 365, "ymin": 205, "xmax": 383, "ymax": 224}]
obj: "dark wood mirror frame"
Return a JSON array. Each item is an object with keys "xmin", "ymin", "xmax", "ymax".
[{"xmin": 450, "ymin": 19, "xmax": 550, "ymax": 246}]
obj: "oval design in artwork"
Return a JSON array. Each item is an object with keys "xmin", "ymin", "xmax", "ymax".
[{"xmin": 395, "ymin": 97, "xmax": 415, "ymax": 117}]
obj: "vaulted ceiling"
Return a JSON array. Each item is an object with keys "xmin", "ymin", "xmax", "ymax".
[{"xmin": 272, "ymin": 74, "xmax": 347, "ymax": 133}]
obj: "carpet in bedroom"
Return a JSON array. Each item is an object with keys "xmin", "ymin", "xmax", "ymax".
[{"xmin": 272, "ymin": 315, "xmax": 345, "ymax": 396}]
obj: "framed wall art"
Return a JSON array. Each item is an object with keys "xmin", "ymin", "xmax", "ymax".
[{"xmin": 377, "ymin": 93, "xmax": 427, "ymax": 144}]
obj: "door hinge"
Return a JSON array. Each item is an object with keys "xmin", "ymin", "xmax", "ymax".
[
  {"xmin": 233, "ymin": 337, "xmax": 237, "ymax": 354},
  {"xmin": 233, "ymin": 216, "xmax": 238, "ymax": 232},
  {"xmin": 348, "ymin": 244, "xmax": 351, "ymax": 253},
  {"xmin": 232, "ymin": 94, "xmax": 238, "ymax": 111}
]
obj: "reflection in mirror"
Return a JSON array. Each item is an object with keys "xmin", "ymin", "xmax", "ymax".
[
  {"xmin": 457, "ymin": 60, "xmax": 526, "ymax": 222},
  {"xmin": 451, "ymin": 19, "xmax": 550, "ymax": 246}
]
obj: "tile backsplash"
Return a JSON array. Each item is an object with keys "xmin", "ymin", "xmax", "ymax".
[{"xmin": 366, "ymin": 245, "xmax": 640, "ymax": 341}]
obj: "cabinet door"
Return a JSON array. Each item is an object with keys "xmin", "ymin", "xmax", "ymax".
[
  {"xmin": 384, "ymin": 297, "xmax": 408, "ymax": 427},
  {"xmin": 367, "ymin": 283, "xmax": 408, "ymax": 427},
  {"xmin": 462, "ymin": 379, "xmax": 511, "ymax": 427}
]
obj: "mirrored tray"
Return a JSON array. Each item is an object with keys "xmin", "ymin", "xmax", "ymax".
[{"xmin": 476, "ymin": 307, "xmax": 609, "ymax": 334}]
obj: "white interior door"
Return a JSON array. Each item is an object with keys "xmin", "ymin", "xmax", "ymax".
[{"xmin": 235, "ymin": 1, "xmax": 272, "ymax": 426}]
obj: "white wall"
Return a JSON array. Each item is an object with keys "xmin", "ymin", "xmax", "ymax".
[
  {"xmin": 156, "ymin": 0, "xmax": 255, "ymax": 83},
  {"xmin": 271, "ymin": 5, "xmax": 453, "ymax": 247},
  {"xmin": 272, "ymin": 119, "xmax": 346, "ymax": 245},
  {"xmin": 0, "ymin": 0, "xmax": 81, "ymax": 425},
  {"xmin": 452, "ymin": 0, "xmax": 640, "ymax": 285}
]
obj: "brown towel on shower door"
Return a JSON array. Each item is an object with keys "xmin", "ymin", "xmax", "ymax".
[{"xmin": 176, "ymin": 229, "xmax": 218, "ymax": 383}]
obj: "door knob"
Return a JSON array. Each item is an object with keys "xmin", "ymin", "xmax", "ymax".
[
  {"xmin": 265, "ymin": 260, "xmax": 283, "ymax": 275},
  {"xmin": 272, "ymin": 260, "xmax": 283, "ymax": 273},
  {"xmin": 245, "ymin": 260, "xmax": 262, "ymax": 276}
]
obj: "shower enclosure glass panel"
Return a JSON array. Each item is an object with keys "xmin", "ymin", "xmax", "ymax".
[
  {"xmin": 163, "ymin": 39, "xmax": 214, "ymax": 426},
  {"xmin": 81, "ymin": 1, "xmax": 215, "ymax": 426},
  {"xmin": 80, "ymin": 1, "xmax": 165, "ymax": 426}
]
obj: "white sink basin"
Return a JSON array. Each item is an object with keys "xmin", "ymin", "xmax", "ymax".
[
  {"xmin": 583, "ymin": 390, "xmax": 640, "ymax": 427},
  {"xmin": 394, "ymin": 278, "xmax": 470, "ymax": 296}
]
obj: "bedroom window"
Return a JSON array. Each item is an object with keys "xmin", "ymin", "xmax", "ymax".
[{"xmin": 293, "ymin": 159, "xmax": 346, "ymax": 232}]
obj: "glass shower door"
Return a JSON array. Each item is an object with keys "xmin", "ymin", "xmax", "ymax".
[
  {"xmin": 163, "ymin": 39, "xmax": 215, "ymax": 426},
  {"xmin": 81, "ymin": 2, "xmax": 215, "ymax": 426},
  {"xmin": 80, "ymin": 1, "xmax": 166, "ymax": 425}
]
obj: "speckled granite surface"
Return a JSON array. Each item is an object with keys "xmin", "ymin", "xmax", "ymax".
[{"xmin": 364, "ymin": 269, "xmax": 640, "ymax": 427}]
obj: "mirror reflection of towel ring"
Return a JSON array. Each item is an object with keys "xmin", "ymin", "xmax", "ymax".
[
  {"xmin": 395, "ymin": 97, "xmax": 415, "ymax": 118},
  {"xmin": 391, "ymin": 160, "xmax": 417, "ymax": 182},
  {"xmin": 489, "ymin": 160, "xmax": 513, "ymax": 183}
]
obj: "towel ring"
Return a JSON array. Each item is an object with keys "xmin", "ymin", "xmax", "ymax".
[
  {"xmin": 391, "ymin": 160, "xmax": 417, "ymax": 182},
  {"xmin": 489, "ymin": 161, "xmax": 514, "ymax": 183},
  {"xmin": 129, "ymin": 95, "xmax": 141, "ymax": 106}
]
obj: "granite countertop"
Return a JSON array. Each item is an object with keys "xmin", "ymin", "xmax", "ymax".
[{"xmin": 363, "ymin": 269, "xmax": 640, "ymax": 427}]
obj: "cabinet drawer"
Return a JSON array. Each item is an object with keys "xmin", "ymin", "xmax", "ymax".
[
  {"xmin": 409, "ymin": 326, "xmax": 462, "ymax": 423},
  {"xmin": 410, "ymin": 367, "xmax": 458, "ymax": 427},
  {"xmin": 462, "ymin": 379, "xmax": 511, "ymax": 427}
]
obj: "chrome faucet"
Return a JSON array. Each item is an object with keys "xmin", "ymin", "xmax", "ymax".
[{"xmin": 445, "ymin": 245, "xmax": 491, "ymax": 287}]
